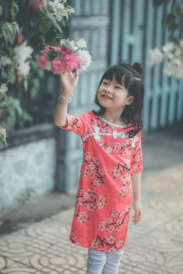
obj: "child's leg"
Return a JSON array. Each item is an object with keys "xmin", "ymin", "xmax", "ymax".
[
  {"xmin": 87, "ymin": 249, "xmax": 107, "ymax": 274},
  {"xmin": 102, "ymin": 248, "xmax": 124, "ymax": 274}
]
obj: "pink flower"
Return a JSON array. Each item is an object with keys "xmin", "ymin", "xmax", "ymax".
[
  {"xmin": 37, "ymin": 44, "xmax": 81, "ymax": 73},
  {"xmin": 36, "ymin": 54, "xmax": 48, "ymax": 69},
  {"xmin": 36, "ymin": 45, "xmax": 50, "ymax": 69},
  {"xmin": 52, "ymin": 57, "xmax": 65, "ymax": 74},
  {"xmin": 51, "ymin": 46, "xmax": 61, "ymax": 52}
]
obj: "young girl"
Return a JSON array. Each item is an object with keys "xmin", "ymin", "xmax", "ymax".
[{"xmin": 54, "ymin": 62, "xmax": 144, "ymax": 274}]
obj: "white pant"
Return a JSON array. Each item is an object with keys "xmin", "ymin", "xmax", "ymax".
[{"xmin": 87, "ymin": 248, "xmax": 125, "ymax": 274}]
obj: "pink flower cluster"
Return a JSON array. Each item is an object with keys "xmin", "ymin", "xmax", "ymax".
[{"xmin": 36, "ymin": 44, "xmax": 81, "ymax": 74}]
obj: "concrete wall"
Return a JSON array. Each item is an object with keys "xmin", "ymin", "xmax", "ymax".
[{"xmin": 0, "ymin": 138, "xmax": 56, "ymax": 209}]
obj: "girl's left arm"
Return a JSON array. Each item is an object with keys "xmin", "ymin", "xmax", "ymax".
[{"xmin": 131, "ymin": 172, "xmax": 143, "ymax": 225}]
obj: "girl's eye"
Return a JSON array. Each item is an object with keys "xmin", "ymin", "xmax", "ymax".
[
  {"xmin": 115, "ymin": 86, "xmax": 121, "ymax": 89},
  {"xmin": 103, "ymin": 82, "xmax": 107, "ymax": 85}
]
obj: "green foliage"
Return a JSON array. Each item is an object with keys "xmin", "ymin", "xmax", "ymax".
[
  {"xmin": 0, "ymin": 96, "xmax": 33, "ymax": 128},
  {"xmin": 153, "ymin": 0, "xmax": 171, "ymax": 7},
  {"xmin": 152, "ymin": 0, "xmax": 183, "ymax": 46},
  {"xmin": 10, "ymin": 1, "xmax": 19, "ymax": 20},
  {"xmin": 17, "ymin": 186, "xmax": 40, "ymax": 202},
  {"xmin": 0, "ymin": 22, "xmax": 19, "ymax": 44},
  {"xmin": 0, "ymin": 0, "xmax": 74, "ymax": 147}
]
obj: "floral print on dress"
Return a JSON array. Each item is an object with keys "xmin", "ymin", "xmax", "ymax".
[
  {"xmin": 76, "ymin": 186, "xmax": 107, "ymax": 213},
  {"xmin": 59, "ymin": 111, "xmax": 143, "ymax": 252},
  {"xmin": 97, "ymin": 206, "xmax": 130, "ymax": 233},
  {"xmin": 82, "ymin": 151, "xmax": 106, "ymax": 186},
  {"xmin": 130, "ymin": 131, "xmax": 143, "ymax": 174}
]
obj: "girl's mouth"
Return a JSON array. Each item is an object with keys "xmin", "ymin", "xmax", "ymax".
[{"xmin": 101, "ymin": 94, "xmax": 112, "ymax": 100}]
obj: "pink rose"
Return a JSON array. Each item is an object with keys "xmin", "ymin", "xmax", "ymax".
[
  {"xmin": 40, "ymin": 45, "xmax": 50, "ymax": 55},
  {"xmin": 61, "ymin": 44, "xmax": 81, "ymax": 72},
  {"xmin": 51, "ymin": 46, "xmax": 61, "ymax": 52},
  {"xmin": 36, "ymin": 54, "xmax": 48, "ymax": 69},
  {"xmin": 52, "ymin": 57, "xmax": 65, "ymax": 74}
]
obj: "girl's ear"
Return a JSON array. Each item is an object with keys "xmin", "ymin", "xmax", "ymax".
[{"xmin": 126, "ymin": 96, "xmax": 134, "ymax": 105}]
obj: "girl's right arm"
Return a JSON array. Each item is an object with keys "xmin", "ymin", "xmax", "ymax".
[{"xmin": 54, "ymin": 71, "xmax": 79, "ymax": 127}]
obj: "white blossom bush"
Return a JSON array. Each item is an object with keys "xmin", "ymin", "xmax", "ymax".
[
  {"xmin": 150, "ymin": 0, "xmax": 183, "ymax": 79},
  {"xmin": 149, "ymin": 40, "xmax": 183, "ymax": 79},
  {"xmin": 0, "ymin": 0, "xmax": 75, "ymax": 147}
]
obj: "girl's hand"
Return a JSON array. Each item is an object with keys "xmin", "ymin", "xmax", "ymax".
[
  {"xmin": 60, "ymin": 70, "xmax": 79, "ymax": 94},
  {"xmin": 132, "ymin": 200, "xmax": 143, "ymax": 225}
]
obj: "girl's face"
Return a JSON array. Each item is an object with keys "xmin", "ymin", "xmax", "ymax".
[{"xmin": 97, "ymin": 76, "xmax": 134, "ymax": 111}]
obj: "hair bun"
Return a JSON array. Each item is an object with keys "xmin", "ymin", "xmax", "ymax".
[{"xmin": 132, "ymin": 62, "xmax": 143, "ymax": 74}]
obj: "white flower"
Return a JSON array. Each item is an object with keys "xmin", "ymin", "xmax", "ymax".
[
  {"xmin": 60, "ymin": 39, "xmax": 64, "ymax": 46},
  {"xmin": 149, "ymin": 48, "xmax": 164, "ymax": 67},
  {"xmin": 55, "ymin": 13, "xmax": 63, "ymax": 21},
  {"xmin": 69, "ymin": 40, "xmax": 78, "ymax": 50},
  {"xmin": 0, "ymin": 56, "xmax": 11, "ymax": 67},
  {"xmin": 162, "ymin": 43, "xmax": 174, "ymax": 54},
  {"xmin": 0, "ymin": 125, "xmax": 7, "ymax": 138},
  {"xmin": 48, "ymin": 0, "xmax": 64, "ymax": 10},
  {"xmin": 78, "ymin": 49, "xmax": 92, "ymax": 70},
  {"xmin": 14, "ymin": 41, "xmax": 33, "ymax": 64},
  {"xmin": 76, "ymin": 38, "xmax": 87, "ymax": 48},
  {"xmin": 14, "ymin": 41, "xmax": 33, "ymax": 76},
  {"xmin": 174, "ymin": 63, "xmax": 183, "ymax": 79},
  {"xmin": 45, "ymin": 61, "xmax": 52, "ymax": 71},
  {"xmin": 17, "ymin": 62, "xmax": 31, "ymax": 76},
  {"xmin": 163, "ymin": 62, "xmax": 175, "ymax": 76},
  {"xmin": 66, "ymin": 7, "xmax": 74, "ymax": 14},
  {"xmin": 0, "ymin": 83, "xmax": 8, "ymax": 94}
]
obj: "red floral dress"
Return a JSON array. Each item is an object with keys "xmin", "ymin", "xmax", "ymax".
[{"xmin": 59, "ymin": 111, "xmax": 143, "ymax": 252}]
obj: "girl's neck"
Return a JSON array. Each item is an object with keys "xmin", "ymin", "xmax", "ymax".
[{"xmin": 101, "ymin": 110, "xmax": 125, "ymax": 125}]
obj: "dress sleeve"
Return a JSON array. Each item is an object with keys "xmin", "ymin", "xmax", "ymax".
[
  {"xmin": 130, "ymin": 131, "xmax": 143, "ymax": 174},
  {"xmin": 58, "ymin": 113, "xmax": 87, "ymax": 137}
]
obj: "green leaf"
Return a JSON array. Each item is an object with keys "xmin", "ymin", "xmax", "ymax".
[
  {"xmin": 12, "ymin": 21, "xmax": 19, "ymax": 33},
  {"xmin": 23, "ymin": 76, "xmax": 28, "ymax": 92},
  {"xmin": 64, "ymin": 39, "xmax": 75, "ymax": 52},
  {"xmin": 153, "ymin": 0, "xmax": 171, "ymax": 7},
  {"xmin": 2, "ymin": 29, "xmax": 8, "ymax": 44},
  {"xmin": 39, "ymin": 20, "xmax": 51, "ymax": 34},
  {"xmin": 48, "ymin": 50, "xmax": 58, "ymax": 61},
  {"xmin": 168, "ymin": 35, "xmax": 180, "ymax": 45},
  {"xmin": 0, "ymin": 5, "xmax": 3, "ymax": 16},
  {"xmin": 10, "ymin": 1, "xmax": 19, "ymax": 20},
  {"xmin": 46, "ymin": 12, "xmax": 63, "ymax": 35},
  {"xmin": 163, "ymin": 13, "xmax": 179, "ymax": 30},
  {"xmin": 6, "ymin": 23, "xmax": 14, "ymax": 34},
  {"xmin": 29, "ymin": 17, "xmax": 41, "ymax": 28},
  {"xmin": 62, "ymin": 17, "xmax": 66, "ymax": 28},
  {"xmin": 173, "ymin": 5, "xmax": 183, "ymax": 16}
]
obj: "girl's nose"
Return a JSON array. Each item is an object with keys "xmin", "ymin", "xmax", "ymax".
[{"xmin": 104, "ymin": 85, "xmax": 112, "ymax": 93}]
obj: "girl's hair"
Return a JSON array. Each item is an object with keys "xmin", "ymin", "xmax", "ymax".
[{"xmin": 92, "ymin": 61, "xmax": 145, "ymax": 138}]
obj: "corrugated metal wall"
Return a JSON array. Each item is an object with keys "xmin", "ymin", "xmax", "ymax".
[{"xmin": 110, "ymin": 0, "xmax": 183, "ymax": 131}]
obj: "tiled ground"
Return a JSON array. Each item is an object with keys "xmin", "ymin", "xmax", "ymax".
[{"xmin": 0, "ymin": 163, "xmax": 183, "ymax": 274}]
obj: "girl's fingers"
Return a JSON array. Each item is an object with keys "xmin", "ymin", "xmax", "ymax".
[{"xmin": 74, "ymin": 70, "xmax": 79, "ymax": 79}]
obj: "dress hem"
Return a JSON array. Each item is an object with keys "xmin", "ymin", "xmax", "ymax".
[{"xmin": 69, "ymin": 236, "xmax": 125, "ymax": 253}]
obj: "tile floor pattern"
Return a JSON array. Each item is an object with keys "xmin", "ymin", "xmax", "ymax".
[{"xmin": 0, "ymin": 162, "xmax": 183, "ymax": 274}]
